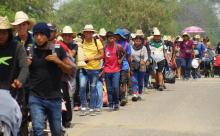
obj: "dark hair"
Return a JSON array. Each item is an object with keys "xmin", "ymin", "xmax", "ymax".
[
  {"xmin": 106, "ymin": 31, "xmax": 114, "ymax": 38},
  {"xmin": 8, "ymin": 29, "xmax": 13, "ymax": 42}
]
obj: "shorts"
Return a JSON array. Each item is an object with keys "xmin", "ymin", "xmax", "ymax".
[
  {"xmin": 120, "ymin": 70, "xmax": 129, "ymax": 84},
  {"xmin": 156, "ymin": 60, "xmax": 165, "ymax": 72}
]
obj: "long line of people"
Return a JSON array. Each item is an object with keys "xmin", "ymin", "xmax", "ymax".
[{"xmin": 0, "ymin": 11, "xmax": 219, "ymax": 136}]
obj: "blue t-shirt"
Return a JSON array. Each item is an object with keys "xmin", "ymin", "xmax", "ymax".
[
  {"xmin": 194, "ymin": 42, "xmax": 206, "ymax": 59},
  {"xmin": 116, "ymin": 40, "xmax": 131, "ymax": 70}
]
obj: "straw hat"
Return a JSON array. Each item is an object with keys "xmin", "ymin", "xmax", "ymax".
[
  {"xmin": 153, "ymin": 28, "xmax": 161, "ymax": 36},
  {"xmin": 0, "ymin": 16, "xmax": 11, "ymax": 29},
  {"xmin": 167, "ymin": 35, "xmax": 172, "ymax": 41},
  {"xmin": 182, "ymin": 32, "xmax": 190, "ymax": 37},
  {"xmin": 11, "ymin": 11, "xmax": 34, "ymax": 27},
  {"xmin": 62, "ymin": 26, "xmax": 73, "ymax": 34},
  {"xmin": 134, "ymin": 29, "xmax": 144, "ymax": 38},
  {"xmin": 194, "ymin": 34, "xmax": 200, "ymax": 39},
  {"xmin": 99, "ymin": 28, "xmax": 106, "ymax": 36},
  {"xmin": 82, "ymin": 24, "xmax": 96, "ymax": 32},
  {"xmin": 163, "ymin": 35, "xmax": 168, "ymax": 41}
]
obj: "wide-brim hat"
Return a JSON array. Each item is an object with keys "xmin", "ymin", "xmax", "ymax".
[
  {"xmin": 134, "ymin": 29, "xmax": 144, "ymax": 38},
  {"xmin": 182, "ymin": 32, "xmax": 190, "ymax": 37},
  {"xmin": 11, "ymin": 11, "xmax": 35, "ymax": 29},
  {"xmin": 82, "ymin": 24, "xmax": 96, "ymax": 32},
  {"xmin": 194, "ymin": 34, "xmax": 200, "ymax": 39},
  {"xmin": 0, "ymin": 16, "xmax": 11, "ymax": 29},
  {"xmin": 62, "ymin": 26, "xmax": 73, "ymax": 34},
  {"xmin": 99, "ymin": 28, "xmax": 106, "ymax": 36},
  {"xmin": 114, "ymin": 28, "xmax": 126, "ymax": 39},
  {"xmin": 153, "ymin": 28, "xmax": 161, "ymax": 36}
]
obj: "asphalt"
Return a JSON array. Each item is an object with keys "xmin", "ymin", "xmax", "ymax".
[{"xmin": 66, "ymin": 78, "xmax": 220, "ymax": 136}]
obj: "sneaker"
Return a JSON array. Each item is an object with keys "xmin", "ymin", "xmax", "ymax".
[
  {"xmin": 114, "ymin": 104, "xmax": 119, "ymax": 111},
  {"xmin": 132, "ymin": 94, "xmax": 138, "ymax": 101},
  {"xmin": 107, "ymin": 107, "xmax": 114, "ymax": 112},
  {"xmin": 80, "ymin": 108, "xmax": 87, "ymax": 116},
  {"xmin": 89, "ymin": 109, "xmax": 96, "ymax": 116},
  {"xmin": 95, "ymin": 108, "xmax": 102, "ymax": 113}
]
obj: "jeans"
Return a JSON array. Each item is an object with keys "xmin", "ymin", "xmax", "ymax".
[
  {"xmin": 29, "ymin": 95, "xmax": 61, "ymax": 136},
  {"xmin": 181, "ymin": 58, "xmax": 192, "ymax": 79},
  {"xmin": 144, "ymin": 72, "xmax": 150, "ymax": 88},
  {"xmin": 96, "ymin": 79, "xmax": 103, "ymax": 109},
  {"xmin": 105, "ymin": 72, "xmax": 120, "ymax": 107},
  {"xmin": 79, "ymin": 69, "xmax": 99, "ymax": 110},
  {"xmin": 131, "ymin": 71, "xmax": 145, "ymax": 94}
]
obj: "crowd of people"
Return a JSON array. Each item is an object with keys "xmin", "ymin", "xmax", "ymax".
[{"xmin": 0, "ymin": 11, "xmax": 219, "ymax": 136}]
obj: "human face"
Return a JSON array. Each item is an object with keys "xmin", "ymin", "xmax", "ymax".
[
  {"xmin": 134, "ymin": 36, "xmax": 143, "ymax": 46},
  {"xmin": 15, "ymin": 21, "xmax": 29, "ymax": 36},
  {"xmin": 183, "ymin": 35, "xmax": 189, "ymax": 41},
  {"xmin": 49, "ymin": 31, "xmax": 57, "ymax": 41},
  {"xmin": 107, "ymin": 36, "xmax": 115, "ymax": 44},
  {"xmin": 62, "ymin": 33, "xmax": 73, "ymax": 44},
  {"xmin": 0, "ymin": 29, "xmax": 9, "ymax": 45},
  {"xmin": 83, "ymin": 31, "xmax": 94, "ymax": 40},
  {"xmin": 34, "ymin": 33, "xmax": 48, "ymax": 46},
  {"xmin": 153, "ymin": 35, "xmax": 161, "ymax": 42}
]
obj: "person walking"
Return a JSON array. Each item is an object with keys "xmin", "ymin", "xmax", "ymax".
[
  {"xmin": 179, "ymin": 32, "xmax": 194, "ymax": 80},
  {"xmin": 130, "ymin": 30, "xmax": 148, "ymax": 101},
  {"xmin": 114, "ymin": 28, "xmax": 131, "ymax": 106},
  {"xmin": 27, "ymin": 22, "xmax": 72, "ymax": 136},
  {"xmin": 79, "ymin": 24, "xmax": 104, "ymax": 116},
  {"xmin": 104, "ymin": 31, "xmax": 126, "ymax": 111},
  {"xmin": 149, "ymin": 28, "xmax": 170, "ymax": 91}
]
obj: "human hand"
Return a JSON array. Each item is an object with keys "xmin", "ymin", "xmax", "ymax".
[
  {"xmin": 45, "ymin": 55, "xmax": 62, "ymax": 65},
  {"xmin": 11, "ymin": 79, "xmax": 22, "ymax": 89}
]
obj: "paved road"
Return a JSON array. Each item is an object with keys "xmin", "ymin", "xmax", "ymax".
[{"xmin": 66, "ymin": 78, "xmax": 220, "ymax": 136}]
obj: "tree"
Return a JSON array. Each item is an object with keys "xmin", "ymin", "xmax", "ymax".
[
  {"xmin": 0, "ymin": 0, "xmax": 57, "ymax": 22},
  {"xmin": 55, "ymin": 0, "xmax": 179, "ymax": 35}
]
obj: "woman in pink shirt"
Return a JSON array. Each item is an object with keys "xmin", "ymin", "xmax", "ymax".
[
  {"xmin": 179, "ymin": 33, "xmax": 194, "ymax": 80},
  {"xmin": 104, "ymin": 31, "xmax": 126, "ymax": 111}
]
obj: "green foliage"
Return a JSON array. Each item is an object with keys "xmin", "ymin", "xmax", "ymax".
[
  {"xmin": 0, "ymin": 0, "xmax": 57, "ymax": 22},
  {"xmin": 176, "ymin": 0, "xmax": 220, "ymax": 45},
  {"xmin": 55, "ymin": 0, "xmax": 180, "ymax": 35}
]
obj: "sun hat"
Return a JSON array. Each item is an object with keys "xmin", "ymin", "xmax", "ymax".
[
  {"xmin": 11, "ymin": 11, "xmax": 34, "ymax": 27},
  {"xmin": 114, "ymin": 28, "xmax": 126, "ymax": 39},
  {"xmin": 163, "ymin": 35, "xmax": 168, "ymax": 41},
  {"xmin": 130, "ymin": 33, "xmax": 136, "ymax": 39},
  {"xmin": 191, "ymin": 58, "xmax": 199, "ymax": 68},
  {"xmin": 82, "ymin": 24, "xmax": 96, "ymax": 32},
  {"xmin": 47, "ymin": 23, "xmax": 57, "ymax": 31},
  {"xmin": 32, "ymin": 22, "xmax": 50, "ymax": 39},
  {"xmin": 182, "ymin": 32, "xmax": 190, "ymax": 37},
  {"xmin": 62, "ymin": 26, "xmax": 73, "ymax": 34},
  {"xmin": 0, "ymin": 16, "xmax": 11, "ymax": 29},
  {"xmin": 167, "ymin": 35, "xmax": 172, "ymax": 41},
  {"xmin": 122, "ymin": 28, "xmax": 130, "ymax": 35},
  {"xmin": 99, "ymin": 28, "xmax": 106, "ymax": 36},
  {"xmin": 134, "ymin": 29, "xmax": 144, "ymax": 38},
  {"xmin": 194, "ymin": 34, "xmax": 200, "ymax": 39},
  {"xmin": 153, "ymin": 28, "xmax": 161, "ymax": 36}
]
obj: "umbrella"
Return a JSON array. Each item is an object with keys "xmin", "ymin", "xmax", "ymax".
[{"xmin": 182, "ymin": 26, "xmax": 205, "ymax": 33}]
